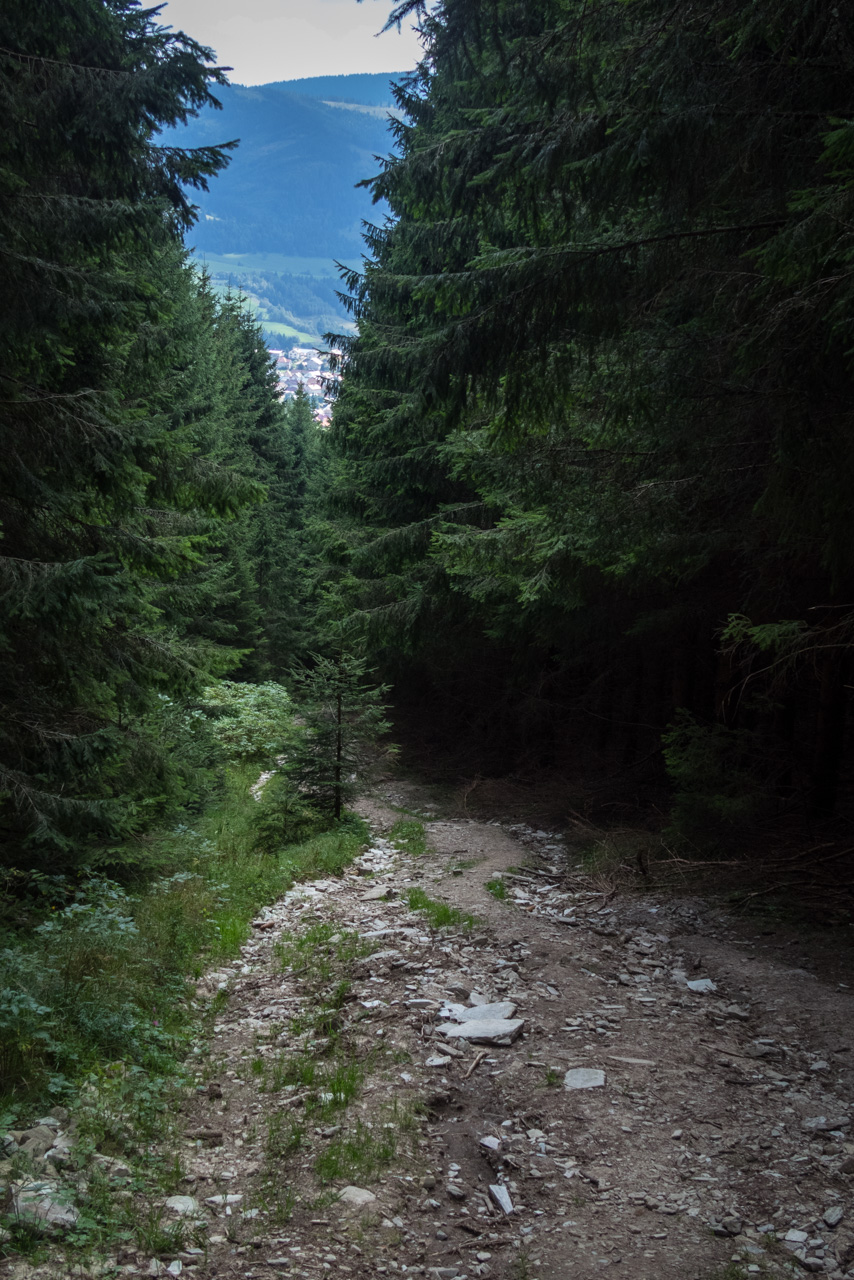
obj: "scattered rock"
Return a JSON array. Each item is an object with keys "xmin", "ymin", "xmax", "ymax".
[
  {"xmin": 165, "ymin": 1195, "xmax": 201, "ymax": 1217},
  {"xmin": 440, "ymin": 1018, "xmax": 525, "ymax": 1045},
  {"xmin": 824, "ymin": 1206, "xmax": 845, "ymax": 1229},
  {"xmin": 443, "ymin": 1001, "xmax": 517, "ymax": 1022},
  {"xmin": 184, "ymin": 1127, "xmax": 224, "ymax": 1146},
  {"xmin": 335, "ymin": 1186, "xmax": 377, "ymax": 1215},
  {"xmin": 12, "ymin": 1180, "xmax": 79, "ymax": 1230},
  {"xmin": 17, "ymin": 1125, "xmax": 57, "ymax": 1159},
  {"xmin": 93, "ymin": 1153, "xmax": 132, "ymax": 1179},
  {"xmin": 564, "ymin": 1068, "xmax": 606, "ymax": 1090},
  {"xmin": 488, "ymin": 1184, "xmax": 514, "ymax": 1214},
  {"xmin": 802, "ymin": 1116, "xmax": 851, "ymax": 1133},
  {"xmin": 686, "ymin": 978, "xmax": 717, "ymax": 994}
]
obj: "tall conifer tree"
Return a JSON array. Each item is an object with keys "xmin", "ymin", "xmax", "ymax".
[{"xmin": 0, "ymin": 1, "xmax": 251, "ymax": 862}]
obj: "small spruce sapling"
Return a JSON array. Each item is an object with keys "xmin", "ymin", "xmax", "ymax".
[{"xmin": 288, "ymin": 653, "xmax": 393, "ymax": 819}]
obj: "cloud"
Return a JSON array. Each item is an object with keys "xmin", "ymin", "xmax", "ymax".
[{"xmin": 162, "ymin": 0, "xmax": 423, "ymax": 83}]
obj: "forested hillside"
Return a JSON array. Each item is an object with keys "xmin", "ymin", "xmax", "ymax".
[
  {"xmin": 174, "ymin": 82, "xmax": 396, "ymax": 258},
  {"xmin": 327, "ymin": 0, "xmax": 854, "ymax": 855}
]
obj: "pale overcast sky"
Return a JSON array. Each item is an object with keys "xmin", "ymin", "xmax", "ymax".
[{"xmin": 160, "ymin": 0, "xmax": 423, "ymax": 84}]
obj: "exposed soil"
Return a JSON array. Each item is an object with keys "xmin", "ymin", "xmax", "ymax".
[{"xmin": 7, "ymin": 777, "xmax": 854, "ymax": 1280}]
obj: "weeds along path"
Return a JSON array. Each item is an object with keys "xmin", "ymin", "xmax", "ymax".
[{"xmin": 15, "ymin": 784, "xmax": 853, "ymax": 1280}]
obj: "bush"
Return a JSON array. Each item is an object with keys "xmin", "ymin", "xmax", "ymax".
[
  {"xmin": 662, "ymin": 710, "xmax": 771, "ymax": 850},
  {"xmin": 0, "ymin": 773, "xmax": 369, "ymax": 1105},
  {"xmin": 197, "ymin": 680, "xmax": 299, "ymax": 766},
  {"xmin": 252, "ymin": 774, "xmax": 324, "ymax": 853}
]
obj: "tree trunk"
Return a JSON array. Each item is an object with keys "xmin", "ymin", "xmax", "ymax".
[
  {"xmin": 811, "ymin": 650, "xmax": 847, "ymax": 818},
  {"xmin": 334, "ymin": 690, "xmax": 343, "ymax": 820}
]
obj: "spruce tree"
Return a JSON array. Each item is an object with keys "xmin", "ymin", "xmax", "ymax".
[
  {"xmin": 288, "ymin": 651, "xmax": 392, "ymax": 819},
  {"xmin": 0, "ymin": 1, "xmax": 251, "ymax": 863},
  {"xmin": 329, "ymin": 0, "xmax": 854, "ymax": 812}
]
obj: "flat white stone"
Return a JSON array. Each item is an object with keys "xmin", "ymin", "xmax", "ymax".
[
  {"xmin": 607, "ymin": 1055, "xmax": 656, "ymax": 1066},
  {"xmin": 165, "ymin": 1195, "xmax": 201, "ymax": 1216},
  {"xmin": 426, "ymin": 1054, "xmax": 452, "ymax": 1067},
  {"xmin": 489, "ymin": 1184, "xmax": 514, "ymax": 1214},
  {"xmin": 479, "ymin": 1135, "xmax": 501, "ymax": 1151},
  {"xmin": 444, "ymin": 1001, "xmax": 517, "ymax": 1023},
  {"xmin": 440, "ymin": 1018, "xmax": 524, "ymax": 1045},
  {"xmin": 686, "ymin": 978, "xmax": 716, "ymax": 993},
  {"xmin": 564, "ymin": 1068, "xmax": 605, "ymax": 1090}
]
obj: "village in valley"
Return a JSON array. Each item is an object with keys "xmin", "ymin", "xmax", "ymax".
[{"xmin": 269, "ymin": 345, "xmax": 341, "ymax": 427}]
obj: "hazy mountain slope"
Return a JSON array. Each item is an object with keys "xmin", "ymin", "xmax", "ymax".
[
  {"xmin": 177, "ymin": 81, "xmax": 398, "ymax": 258},
  {"xmin": 265, "ymin": 72, "xmax": 401, "ymax": 105}
]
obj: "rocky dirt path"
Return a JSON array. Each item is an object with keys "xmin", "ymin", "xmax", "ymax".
[{"xmin": 6, "ymin": 782, "xmax": 854, "ymax": 1280}]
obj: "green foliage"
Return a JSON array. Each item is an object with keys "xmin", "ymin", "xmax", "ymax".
[
  {"xmin": 275, "ymin": 921, "xmax": 376, "ymax": 988},
  {"xmin": 389, "ymin": 819, "xmax": 427, "ymax": 857},
  {"xmin": 324, "ymin": 0, "xmax": 854, "ymax": 818},
  {"xmin": 0, "ymin": 774, "xmax": 365, "ymax": 1105},
  {"xmin": 0, "ymin": 2, "xmax": 256, "ymax": 866},
  {"xmin": 314, "ymin": 1117, "xmax": 399, "ymax": 1186},
  {"xmin": 485, "ymin": 877, "xmax": 507, "ymax": 901},
  {"xmin": 198, "ymin": 681, "xmax": 297, "ymax": 765},
  {"xmin": 405, "ymin": 888, "xmax": 475, "ymax": 931},
  {"xmin": 251, "ymin": 775, "xmax": 325, "ymax": 854},
  {"xmin": 662, "ymin": 711, "xmax": 769, "ymax": 850},
  {"xmin": 288, "ymin": 651, "xmax": 395, "ymax": 819},
  {"xmin": 0, "ymin": 1, "xmax": 336, "ymax": 871}
]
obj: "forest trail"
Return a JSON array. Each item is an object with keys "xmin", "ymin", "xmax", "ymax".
[{"xmin": 10, "ymin": 782, "xmax": 854, "ymax": 1280}]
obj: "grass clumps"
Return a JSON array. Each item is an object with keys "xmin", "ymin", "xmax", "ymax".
[
  {"xmin": 314, "ymin": 1117, "xmax": 398, "ymax": 1185},
  {"xmin": 314, "ymin": 1100, "xmax": 420, "ymax": 1186},
  {"xmin": 405, "ymin": 887, "xmax": 475, "ymax": 931},
  {"xmin": 390, "ymin": 818, "xmax": 427, "ymax": 857},
  {"xmin": 0, "ymin": 773, "xmax": 367, "ymax": 1110},
  {"xmin": 275, "ymin": 921, "xmax": 376, "ymax": 989},
  {"xmin": 485, "ymin": 876, "xmax": 507, "ymax": 901}
]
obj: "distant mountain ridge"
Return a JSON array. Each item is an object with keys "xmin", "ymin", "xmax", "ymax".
[
  {"xmin": 172, "ymin": 72, "xmax": 406, "ymax": 344},
  {"xmin": 265, "ymin": 72, "xmax": 402, "ymax": 106},
  {"xmin": 176, "ymin": 79, "xmax": 400, "ymax": 259}
]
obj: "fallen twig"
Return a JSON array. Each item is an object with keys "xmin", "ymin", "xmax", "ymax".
[{"xmin": 463, "ymin": 1050, "xmax": 488, "ymax": 1079}]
